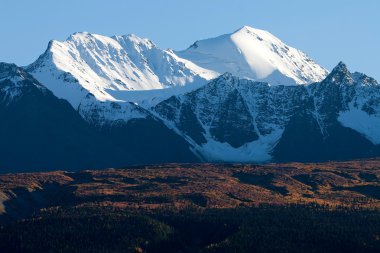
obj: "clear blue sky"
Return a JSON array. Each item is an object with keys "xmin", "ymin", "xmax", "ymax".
[{"xmin": 1, "ymin": 0, "xmax": 379, "ymax": 80}]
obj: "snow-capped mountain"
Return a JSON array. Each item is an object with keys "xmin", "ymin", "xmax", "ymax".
[
  {"xmin": 25, "ymin": 26, "xmax": 329, "ymax": 125},
  {"xmin": 154, "ymin": 62, "xmax": 380, "ymax": 162},
  {"xmin": 2, "ymin": 26, "xmax": 379, "ymax": 171},
  {"xmin": 177, "ymin": 26, "xmax": 328, "ymax": 85},
  {"xmin": 27, "ymin": 32, "xmax": 217, "ymax": 109}
]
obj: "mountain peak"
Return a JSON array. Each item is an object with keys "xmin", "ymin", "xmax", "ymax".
[
  {"xmin": 233, "ymin": 25, "xmax": 268, "ymax": 36},
  {"xmin": 66, "ymin": 31, "xmax": 92, "ymax": 41},
  {"xmin": 113, "ymin": 33, "xmax": 157, "ymax": 49},
  {"xmin": 332, "ymin": 61, "xmax": 349, "ymax": 73},
  {"xmin": 0, "ymin": 62, "xmax": 32, "ymax": 81},
  {"xmin": 0, "ymin": 62, "xmax": 18, "ymax": 73},
  {"xmin": 240, "ymin": 25, "xmax": 253, "ymax": 30},
  {"xmin": 0, "ymin": 62, "xmax": 47, "ymax": 103},
  {"xmin": 323, "ymin": 61, "xmax": 354, "ymax": 85},
  {"xmin": 235, "ymin": 25, "xmax": 255, "ymax": 32},
  {"xmin": 352, "ymin": 72, "xmax": 379, "ymax": 86},
  {"xmin": 219, "ymin": 72, "xmax": 234, "ymax": 81}
]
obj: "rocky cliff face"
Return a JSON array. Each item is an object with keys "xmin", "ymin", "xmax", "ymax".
[{"xmin": 154, "ymin": 62, "xmax": 380, "ymax": 162}]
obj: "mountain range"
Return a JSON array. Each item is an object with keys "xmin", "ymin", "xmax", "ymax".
[{"xmin": 1, "ymin": 26, "xmax": 379, "ymax": 172}]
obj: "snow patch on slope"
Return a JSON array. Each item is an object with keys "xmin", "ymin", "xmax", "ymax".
[
  {"xmin": 79, "ymin": 98, "xmax": 148, "ymax": 126},
  {"xmin": 339, "ymin": 107, "xmax": 380, "ymax": 145},
  {"xmin": 195, "ymin": 128, "xmax": 283, "ymax": 162}
]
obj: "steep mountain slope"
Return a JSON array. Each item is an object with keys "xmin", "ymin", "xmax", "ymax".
[
  {"xmin": 0, "ymin": 63, "xmax": 198, "ymax": 172},
  {"xmin": 177, "ymin": 26, "xmax": 328, "ymax": 85},
  {"xmin": 154, "ymin": 62, "xmax": 380, "ymax": 162}
]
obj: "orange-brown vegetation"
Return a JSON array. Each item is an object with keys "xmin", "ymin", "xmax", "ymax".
[{"xmin": 0, "ymin": 160, "xmax": 379, "ymax": 218}]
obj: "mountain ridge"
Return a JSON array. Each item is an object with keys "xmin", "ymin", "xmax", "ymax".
[{"xmin": 26, "ymin": 32, "xmax": 217, "ymax": 108}]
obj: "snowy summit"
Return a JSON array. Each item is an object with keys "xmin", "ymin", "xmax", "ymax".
[{"xmin": 177, "ymin": 26, "xmax": 328, "ymax": 85}]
